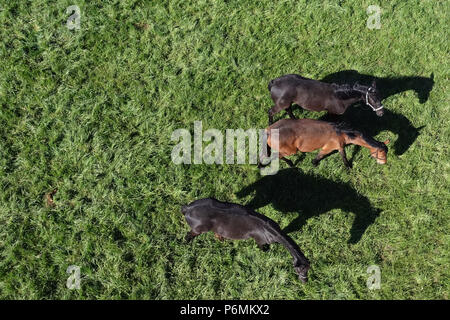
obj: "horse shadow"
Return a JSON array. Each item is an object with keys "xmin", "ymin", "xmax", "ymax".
[
  {"xmin": 320, "ymin": 107, "xmax": 424, "ymax": 156},
  {"xmin": 317, "ymin": 70, "xmax": 434, "ymax": 156},
  {"xmin": 236, "ymin": 168, "xmax": 380, "ymax": 244},
  {"xmin": 321, "ymin": 70, "xmax": 434, "ymax": 104}
]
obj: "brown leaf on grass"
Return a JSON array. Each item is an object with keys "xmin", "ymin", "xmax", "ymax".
[
  {"xmin": 45, "ymin": 189, "xmax": 57, "ymax": 207},
  {"xmin": 134, "ymin": 22, "xmax": 150, "ymax": 31}
]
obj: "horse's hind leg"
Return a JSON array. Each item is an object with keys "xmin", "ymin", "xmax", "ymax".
[
  {"xmin": 281, "ymin": 157, "xmax": 294, "ymax": 167},
  {"xmin": 268, "ymin": 105, "xmax": 281, "ymax": 125},
  {"xmin": 312, "ymin": 152, "xmax": 326, "ymax": 167},
  {"xmin": 186, "ymin": 221, "xmax": 214, "ymax": 241},
  {"xmin": 260, "ymin": 154, "xmax": 293, "ymax": 168},
  {"xmin": 252, "ymin": 233, "xmax": 270, "ymax": 251},
  {"xmin": 312, "ymin": 146, "xmax": 335, "ymax": 167},
  {"xmin": 185, "ymin": 230, "xmax": 200, "ymax": 242},
  {"xmin": 268, "ymin": 99, "xmax": 291, "ymax": 125}
]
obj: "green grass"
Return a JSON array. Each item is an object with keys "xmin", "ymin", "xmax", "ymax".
[{"xmin": 0, "ymin": 0, "xmax": 449, "ymax": 299}]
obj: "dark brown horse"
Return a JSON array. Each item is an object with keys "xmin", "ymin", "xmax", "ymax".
[
  {"xmin": 182, "ymin": 198, "xmax": 310, "ymax": 282},
  {"xmin": 268, "ymin": 74, "xmax": 384, "ymax": 124},
  {"xmin": 260, "ymin": 119, "xmax": 389, "ymax": 169}
]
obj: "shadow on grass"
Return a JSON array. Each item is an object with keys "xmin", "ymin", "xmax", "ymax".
[
  {"xmin": 320, "ymin": 107, "xmax": 425, "ymax": 157},
  {"xmin": 318, "ymin": 70, "xmax": 433, "ymax": 156},
  {"xmin": 321, "ymin": 70, "xmax": 434, "ymax": 104},
  {"xmin": 236, "ymin": 168, "xmax": 380, "ymax": 244}
]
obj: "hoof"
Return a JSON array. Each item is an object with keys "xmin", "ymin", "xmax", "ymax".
[{"xmin": 214, "ymin": 233, "xmax": 225, "ymax": 241}]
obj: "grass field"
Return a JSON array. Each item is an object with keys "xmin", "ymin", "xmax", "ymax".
[{"xmin": 0, "ymin": 0, "xmax": 449, "ymax": 299}]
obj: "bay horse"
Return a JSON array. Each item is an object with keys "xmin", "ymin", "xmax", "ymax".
[
  {"xmin": 182, "ymin": 198, "xmax": 311, "ymax": 282},
  {"xmin": 268, "ymin": 74, "xmax": 384, "ymax": 124},
  {"xmin": 259, "ymin": 119, "xmax": 389, "ymax": 169}
]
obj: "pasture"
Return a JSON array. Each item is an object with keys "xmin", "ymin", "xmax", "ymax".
[{"xmin": 0, "ymin": 0, "xmax": 448, "ymax": 299}]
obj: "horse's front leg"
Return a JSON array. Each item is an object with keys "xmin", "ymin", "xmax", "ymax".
[
  {"xmin": 328, "ymin": 102, "xmax": 347, "ymax": 116},
  {"xmin": 281, "ymin": 157, "xmax": 295, "ymax": 167},
  {"xmin": 286, "ymin": 106, "xmax": 296, "ymax": 119},
  {"xmin": 339, "ymin": 147, "xmax": 352, "ymax": 169}
]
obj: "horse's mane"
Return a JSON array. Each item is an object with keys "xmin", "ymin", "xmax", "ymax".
[
  {"xmin": 333, "ymin": 83, "xmax": 376, "ymax": 100},
  {"xmin": 332, "ymin": 122, "xmax": 388, "ymax": 152},
  {"xmin": 333, "ymin": 84, "xmax": 361, "ymax": 99}
]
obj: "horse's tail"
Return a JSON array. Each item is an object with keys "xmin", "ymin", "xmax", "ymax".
[
  {"xmin": 264, "ymin": 129, "xmax": 271, "ymax": 158},
  {"xmin": 258, "ymin": 129, "xmax": 272, "ymax": 168},
  {"xmin": 268, "ymin": 79, "xmax": 275, "ymax": 92}
]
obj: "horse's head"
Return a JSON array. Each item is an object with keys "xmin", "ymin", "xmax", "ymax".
[
  {"xmin": 370, "ymin": 139, "xmax": 389, "ymax": 164},
  {"xmin": 355, "ymin": 80, "xmax": 384, "ymax": 116},
  {"xmin": 293, "ymin": 264, "xmax": 310, "ymax": 283}
]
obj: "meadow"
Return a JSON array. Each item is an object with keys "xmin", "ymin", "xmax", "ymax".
[{"xmin": 0, "ymin": 0, "xmax": 448, "ymax": 299}]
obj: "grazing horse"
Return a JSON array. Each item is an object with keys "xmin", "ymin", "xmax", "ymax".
[
  {"xmin": 182, "ymin": 198, "xmax": 311, "ymax": 282},
  {"xmin": 267, "ymin": 74, "xmax": 384, "ymax": 124},
  {"xmin": 260, "ymin": 119, "xmax": 389, "ymax": 169}
]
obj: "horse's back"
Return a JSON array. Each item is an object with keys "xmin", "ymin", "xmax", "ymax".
[
  {"xmin": 272, "ymin": 74, "xmax": 310, "ymax": 82},
  {"xmin": 269, "ymin": 74, "xmax": 336, "ymax": 111},
  {"xmin": 184, "ymin": 198, "xmax": 274, "ymax": 226},
  {"xmin": 270, "ymin": 74, "xmax": 313, "ymax": 89},
  {"xmin": 270, "ymin": 74, "xmax": 332, "ymax": 89},
  {"xmin": 267, "ymin": 119, "xmax": 337, "ymax": 152},
  {"xmin": 184, "ymin": 198, "xmax": 257, "ymax": 225}
]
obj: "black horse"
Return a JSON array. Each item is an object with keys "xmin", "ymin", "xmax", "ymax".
[
  {"xmin": 267, "ymin": 74, "xmax": 384, "ymax": 124},
  {"xmin": 182, "ymin": 198, "xmax": 311, "ymax": 282},
  {"xmin": 320, "ymin": 70, "xmax": 434, "ymax": 104},
  {"xmin": 318, "ymin": 70, "xmax": 434, "ymax": 156}
]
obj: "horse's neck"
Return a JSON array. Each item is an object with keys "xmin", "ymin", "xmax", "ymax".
[
  {"xmin": 345, "ymin": 134, "xmax": 377, "ymax": 152},
  {"xmin": 343, "ymin": 94, "xmax": 362, "ymax": 105},
  {"xmin": 351, "ymin": 85, "xmax": 371, "ymax": 101},
  {"xmin": 261, "ymin": 221, "xmax": 306, "ymax": 265},
  {"xmin": 273, "ymin": 230, "xmax": 309, "ymax": 265},
  {"xmin": 335, "ymin": 85, "xmax": 364, "ymax": 104}
]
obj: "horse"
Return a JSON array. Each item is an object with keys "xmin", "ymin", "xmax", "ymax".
[
  {"xmin": 259, "ymin": 119, "xmax": 389, "ymax": 169},
  {"xmin": 267, "ymin": 74, "xmax": 384, "ymax": 124},
  {"xmin": 182, "ymin": 198, "xmax": 311, "ymax": 282}
]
